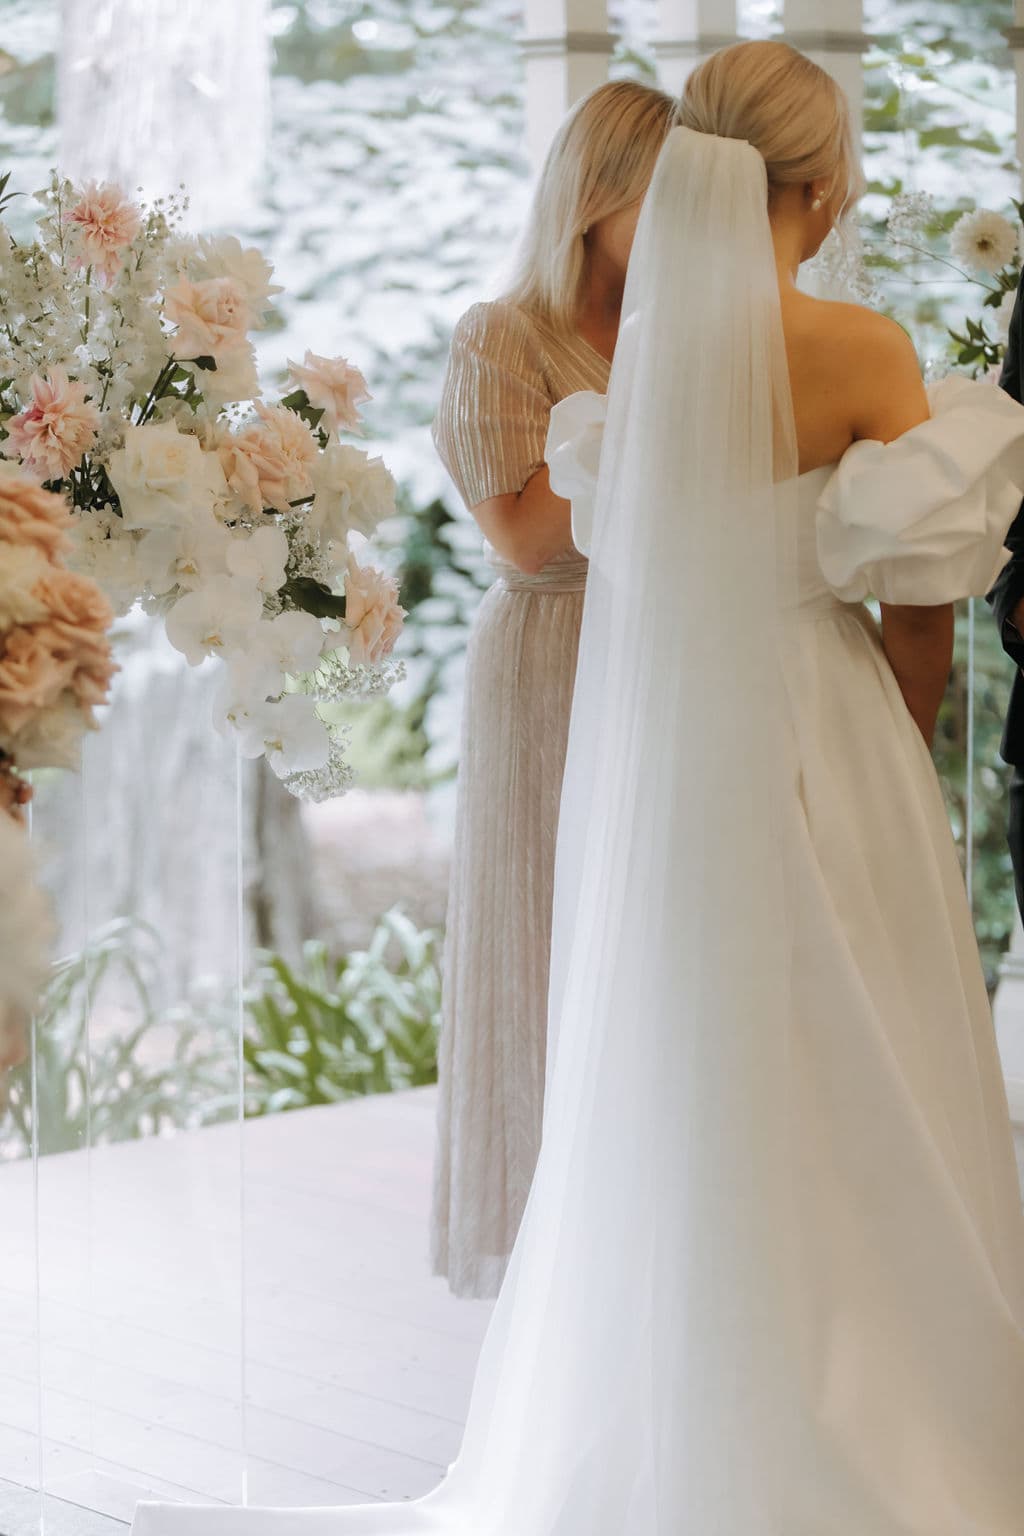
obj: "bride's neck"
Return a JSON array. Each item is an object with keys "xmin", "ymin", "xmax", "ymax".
[{"xmin": 771, "ymin": 219, "xmax": 804, "ymax": 292}]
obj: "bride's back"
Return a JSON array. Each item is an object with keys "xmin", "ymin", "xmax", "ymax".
[{"xmin": 781, "ymin": 286, "xmax": 929, "ymax": 480}]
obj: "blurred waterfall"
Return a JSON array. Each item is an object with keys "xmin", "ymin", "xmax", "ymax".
[{"xmin": 57, "ymin": 0, "xmax": 270, "ymax": 228}]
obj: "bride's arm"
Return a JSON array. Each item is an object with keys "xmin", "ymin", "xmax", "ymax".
[
  {"xmin": 878, "ymin": 603, "xmax": 954, "ymax": 747},
  {"xmin": 849, "ymin": 315, "xmax": 952, "ymax": 747}
]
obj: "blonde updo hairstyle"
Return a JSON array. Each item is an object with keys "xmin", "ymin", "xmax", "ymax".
[
  {"xmin": 678, "ymin": 40, "xmax": 863, "ymax": 223},
  {"xmin": 504, "ymin": 79, "xmax": 678, "ymax": 331}
]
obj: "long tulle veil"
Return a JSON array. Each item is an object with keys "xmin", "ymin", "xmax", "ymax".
[{"xmin": 420, "ymin": 125, "xmax": 806, "ymax": 1531}]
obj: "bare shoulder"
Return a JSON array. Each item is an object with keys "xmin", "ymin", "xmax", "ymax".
[
  {"xmin": 801, "ymin": 298, "xmax": 926, "ymax": 442},
  {"xmin": 814, "ymin": 300, "xmax": 919, "ymax": 372}
]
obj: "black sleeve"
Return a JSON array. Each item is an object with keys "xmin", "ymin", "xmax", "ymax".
[{"xmin": 990, "ymin": 268, "xmax": 1024, "ymax": 666}]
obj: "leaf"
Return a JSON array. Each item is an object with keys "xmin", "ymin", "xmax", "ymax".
[{"xmin": 282, "ymin": 576, "xmax": 347, "ymax": 620}]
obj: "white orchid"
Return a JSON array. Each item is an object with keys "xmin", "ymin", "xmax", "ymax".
[
  {"xmin": 245, "ymin": 610, "xmax": 327, "ymax": 678},
  {"xmin": 165, "ymin": 575, "xmax": 263, "ymax": 665},
  {"xmin": 225, "ymin": 525, "xmax": 289, "ymax": 593},
  {"xmin": 212, "ymin": 650, "xmax": 284, "ymax": 737},
  {"xmin": 137, "ymin": 507, "xmax": 232, "ymax": 595},
  {"xmin": 234, "ymin": 694, "xmax": 331, "ymax": 777}
]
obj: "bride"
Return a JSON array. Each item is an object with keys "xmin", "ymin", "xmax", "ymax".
[{"xmin": 134, "ymin": 39, "xmax": 1024, "ymax": 1534}]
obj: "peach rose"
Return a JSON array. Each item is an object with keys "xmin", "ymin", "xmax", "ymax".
[
  {"xmin": 0, "ymin": 473, "xmax": 74, "ymax": 558},
  {"xmin": 33, "ymin": 569, "xmax": 115, "ymax": 636},
  {"xmin": 66, "ymin": 180, "xmax": 142, "ymax": 285},
  {"xmin": 165, "ymin": 276, "xmax": 250, "ymax": 360},
  {"xmin": 287, "ymin": 350, "xmax": 371, "ymax": 434},
  {"xmin": 340, "ymin": 552, "xmax": 405, "ymax": 667},
  {"xmin": 0, "ymin": 626, "xmax": 78, "ymax": 736},
  {"xmin": 223, "ymin": 404, "xmax": 318, "ymax": 514},
  {"xmin": 5, "ymin": 368, "xmax": 101, "ymax": 481}
]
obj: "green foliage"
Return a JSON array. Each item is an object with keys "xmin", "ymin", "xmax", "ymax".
[
  {"xmin": 244, "ymin": 908, "xmax": 441, "ymax": 1114},
  {"xmin": 935, "ymin": 605, "xmax": 1018, "ymax": 988},
  {"xmin": 3, "ymin": 909, "xmax": 442, "ymax": 1158},
  {"xmin": 4, "ymin": 917, "xmax": 236, "ymax": 1156}
]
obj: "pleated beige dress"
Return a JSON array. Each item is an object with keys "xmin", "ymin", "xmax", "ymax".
[{"xmin": 431, "ymin": 299, "xmax": 609, "ymax": 1297}]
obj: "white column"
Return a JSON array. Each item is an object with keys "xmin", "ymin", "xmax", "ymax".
[
  {"xmin": 57, "ymin": 0, "xmax": 270, "ymax": 229},
  {"xmin": 783, "ymin": 0, "xmax": 869, "ymax": 126},
  {"xmin": 521, "ymin": 0, "xmax": 614, "ymax": 170},
  {"xmin": 655, "ymin": 0, "xmax": 739, "ymax": 98},
  {"xmin": 1008, "ymin": 2, "xmax": 1024, "ymax": 192}
]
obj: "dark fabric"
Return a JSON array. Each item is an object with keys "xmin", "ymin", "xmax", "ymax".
[
  {"xmin": 991, "ymin": 267, "xmax": 1024, "ymax": 765},
  {"xmin": 1009, "ymin": 767, "xmax": 1024, "ymax": 922}
]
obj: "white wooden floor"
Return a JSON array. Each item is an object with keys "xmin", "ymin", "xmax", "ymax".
[{"xmin": 0, "ymin": 1089, "xmax": 493, "ymax": 1523}]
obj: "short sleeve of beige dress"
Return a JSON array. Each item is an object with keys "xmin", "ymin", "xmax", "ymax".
[{"xmin": 431, "ymin": 300, "xmax": 609, "ymax": 1297}]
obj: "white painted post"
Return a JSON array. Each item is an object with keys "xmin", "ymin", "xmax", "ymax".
[
  {"xmin": 783, "ymin": 0, "xmax": 869, "ymax": 125},
  {"xmin": 654, "ymin": 0, "xmax": 739, "ymax": 98},
  {"xmin": 521, "ymin": 0, "xmax": 615, "ymax": 171},
  {"xmin": 1008, "ymin": 2, "xmax": 1024, "ymax": 192}
]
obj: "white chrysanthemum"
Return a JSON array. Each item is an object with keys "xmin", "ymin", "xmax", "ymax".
[
  {"xmin": 950, "ymin": 209, "xmax": 1020, "ymax": 275},
  {"xmin": 193, "ymin": 235, "xmax": 283, "ymax": 328}
]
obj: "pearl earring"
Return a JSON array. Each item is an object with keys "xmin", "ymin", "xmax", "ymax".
[{"xmin": 811, "ymin": 196, "xmax": 823, "ymax": 211}]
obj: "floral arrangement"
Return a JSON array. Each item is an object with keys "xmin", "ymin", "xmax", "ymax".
[
  {"xmin": 885, "ymin": 193, "xmax": 1023, "ymax": 376},
  {"xmin": 0, "ymin": 171, "xmax": 405, "ymax": 800},
  {"xmin": 0, "ymin": 466, "xmax": 116, "ymax": 816}
]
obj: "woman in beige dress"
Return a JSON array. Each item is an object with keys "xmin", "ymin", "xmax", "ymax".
[{"xmin": 431, "ymin": 79, "xmax": 677, "ymax": 1297}]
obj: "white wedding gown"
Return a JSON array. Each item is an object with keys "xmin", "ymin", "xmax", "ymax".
[{"xmin": 134, "ymin": 129, "xmax": 1024, "ymax": 1534}]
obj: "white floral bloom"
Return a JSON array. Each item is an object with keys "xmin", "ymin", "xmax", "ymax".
[
  {"xmin": 997, "ymin": 289, "xmax": 1018, "ymax": 343},
  {"xmin": 136, "ymin": 507, "xmax": 232, "ymax": 595},
  {"xmin": 212, "ymin": 650, "xmax": 284, "ymax": 736},
  {"xmin": 183, "ymin": 338, "xmax": 261, "ymax": 407},
  {"xmin": 164, "ymin": 575, "xmax": 263, "ymax": 666},
  {"xmin": 226, "ymin": 525, "xmax": 289, "ymax": 593},
  {"xmin": 886, "ymin": 191, "xmax": 935, "ymax": 243},
  {"xmin": 949, "ymin": 209, "xmax": 1020, "ymax": 275},
  {"xmin": 245, "ymin": 610, "xmax": 327, "ymax": 678},
  {"xmin": 0, "ymin": 544, "xmax": 50, "ymax": 628},
  {"xmin": 193, "ymin": 235, "xmax": 283, "ymax": 328},
  {"xmin": 106, "ymin": 422, "xmax": 230, "ymax": 531},
  {"xmin": 65, "ymin": 507, "xmax": 142, "ymax": 617},
  {"xmin": 234, "ymin": 693, "xmax": 331, "ymax": 776},
  {"xmin": 309, "ymin": 444, "xmax": 397, "ymax": 545}
]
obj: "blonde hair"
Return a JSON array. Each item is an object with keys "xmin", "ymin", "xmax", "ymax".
[
  {"xmin": 504, "ymin": 79, "xmax": 677, "ymax": 330},
  {"xmin": 678, "ymin": 40, "xmax": 863, "ymax": 219}
]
